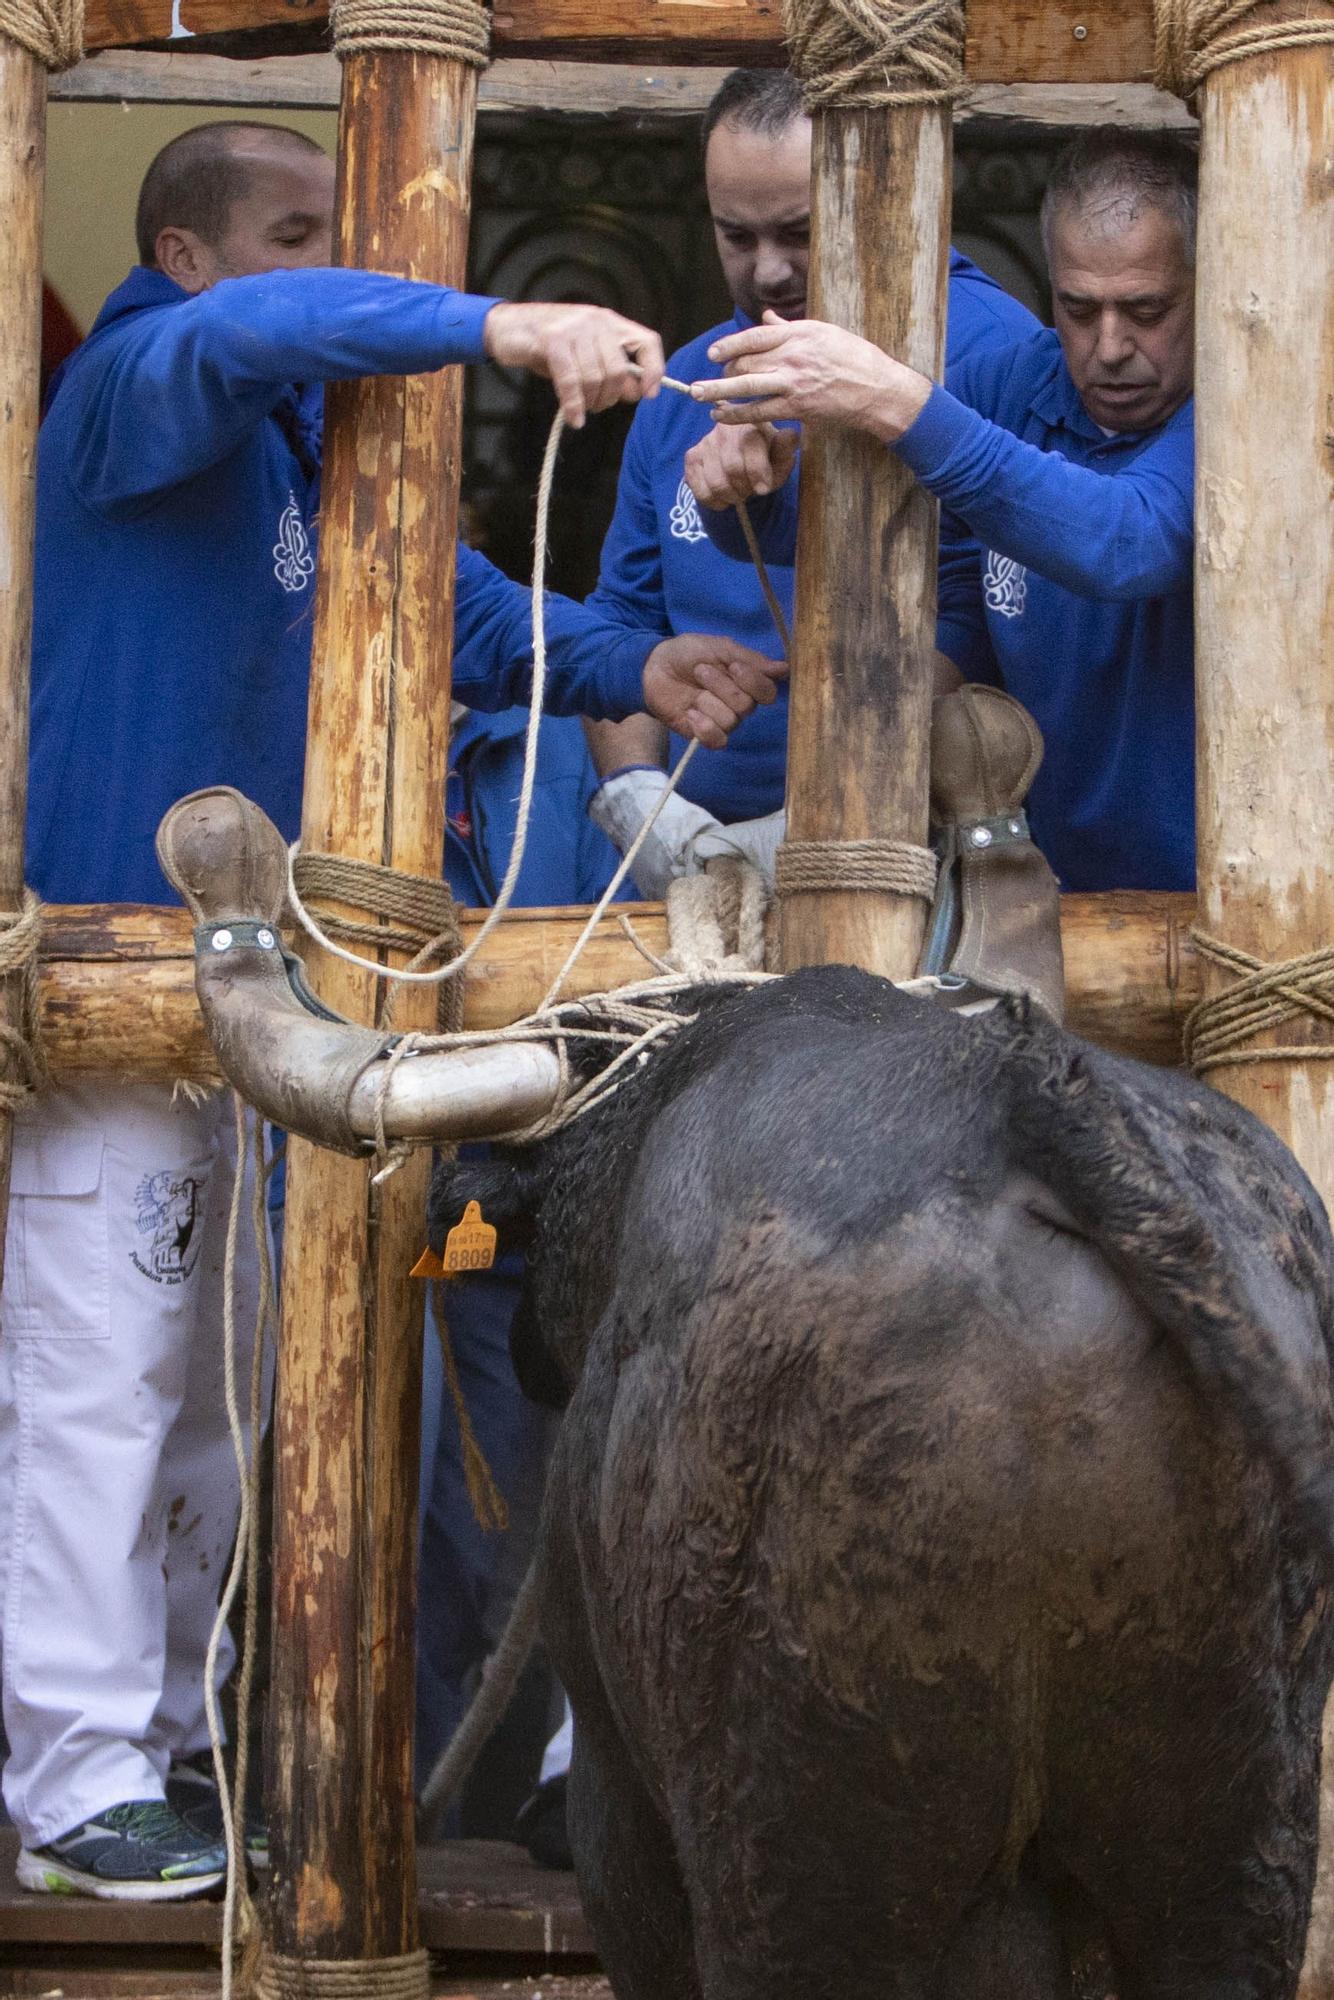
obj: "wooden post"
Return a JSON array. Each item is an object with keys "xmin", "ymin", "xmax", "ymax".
[
  {"xmin": 0, "ymin": 38, "xmax": 46, "ymax": 1284},
  {"xmin": 1188, "ymin": 8, "xmax": 1334, "ymax": 1991},
  {"xmin": 267, "ymin": 48, "xmax": 478, "ymax": 1971},
  {"xmin": 780, "ymin": 102, "xmax": 951, "ymax": 979}
]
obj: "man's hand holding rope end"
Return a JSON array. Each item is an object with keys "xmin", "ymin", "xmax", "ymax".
[
  {"xmin": 642, "ymin": 635, "xmax": 787, "ymax": 751},
  {"xmin": 483, "ymin": 300, "xmax": 666, "ymax": 430},
  {"xmin": 694, "ymin": 309, "xmax": 932, "ymax": 448}
]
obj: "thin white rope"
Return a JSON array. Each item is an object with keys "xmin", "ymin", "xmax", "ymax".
[{"xmin": 205, "ymin": 1094, "xmax": 262, "ymax": 2000}]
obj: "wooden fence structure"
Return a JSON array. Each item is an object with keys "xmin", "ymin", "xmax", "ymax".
[{"xmin": 0, "ymin": 0, "xmax": 1331, "ymax": 1988}]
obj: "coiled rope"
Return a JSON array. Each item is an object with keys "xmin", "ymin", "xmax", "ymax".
[
  {"xmin": 0, "ymin": 892, "xmax": 48, "ymax": 1111},
  {"xmin": 1154, "ymin": 0, "xmax": 1334, "ymax": 99},
  {"xmin": 1183, "ymin": 932, "xmax": 1334, "ymax": 1077},
  {"xmin": 329, "ymin": 0, "xmax": 488, "ymax": 65}
]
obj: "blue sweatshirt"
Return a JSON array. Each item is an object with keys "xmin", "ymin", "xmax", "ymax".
[
  {"xmin": 587, "ymin": 250, "xmax": 1039, "ymax": 821},
  {"xmin": 445, "ymin": 705, "xmax": 627, "ymax": 908},
  {"xmin": 29, "ymin": 266, "xmax": 662, "ymax": 905},
  {"xmin": 706, "ymin": 329, "xmax": 1195, "ymax": 892}
]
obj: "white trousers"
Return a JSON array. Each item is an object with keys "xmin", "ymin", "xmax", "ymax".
[{"xmin": 0, "ymin": 1081, "xmax": 264, "ymax": 1848}]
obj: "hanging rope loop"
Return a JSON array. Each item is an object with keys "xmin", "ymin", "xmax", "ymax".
[
  {"xmin": 329, "ymin": 0, "xmax": 490, "ymax": 66},
  {"xmin": 1183, "ymin": 930, "xmax": 1334, "ymax": 1076},
  {"xmin": 1154, "ymin": 0, "xmax": 1334, "ymax": 100},
  {"xmin": 0, "ymin": 0, "xmax": 82, "ymax": 71},
  {"xmin": 782, "ymin": 0, "xmax": 966, "ymax": 110}
]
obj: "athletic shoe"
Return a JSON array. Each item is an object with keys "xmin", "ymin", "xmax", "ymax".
[
  {"xmin": 17, "ymin": 1799, "xmax": 226, "ymax": 1900},
  {"xmin": 166, "ymin": 1752, "xmax": 269, "ymax": 1870}
]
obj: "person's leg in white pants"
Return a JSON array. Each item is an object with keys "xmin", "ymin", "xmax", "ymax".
[{"xmin": 0, "ymin": 1080, "xmax": 260, "ymax": 1851}]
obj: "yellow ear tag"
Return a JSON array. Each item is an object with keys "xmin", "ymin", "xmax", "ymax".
[
  {"xmin": 442, "ymin": 1200, "xmax": 497, "ymax": 1277},
  {"xmin": 410, "ymin": 1245, "xmax": 447, "ymax": 1279}
]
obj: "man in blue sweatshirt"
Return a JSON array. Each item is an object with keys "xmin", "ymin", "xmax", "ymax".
[
  {"xmin": 0, "ymin": 120, "xmax": 781, "ymax": 1901},
  {"xmin": 582, "ymin": 67, "xmax": 1039, "ymax": 894},
  {"xmin": 686, "ymin": 127, "xmax": 1197, "ymax": 895}
]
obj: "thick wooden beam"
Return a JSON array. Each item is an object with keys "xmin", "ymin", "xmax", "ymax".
[
  {"xmin": 51, "ymin": 50, "xmax": 1195, "ymax": 131},
  {"xmin": 77, "ymin": 0, "xmax": 1159, "ymax": 84},
  {"xmin": 0, "ymin": 42, "xmax": 46, "ymax": 1286},
  {"xmin": 266, "ymin": 45, "xmax": 477, "ymax": 1979},
  {"xmin": 1184, "ymin": 9, "xmax": 1334, "ymax": 1994},
  {"xmin": 33, "ymin": 893, "xmax": 1205, "ymax": 1077},
  {"xmin": 780, "ymin": 102, "xmax": 948, "ymax": 980}
]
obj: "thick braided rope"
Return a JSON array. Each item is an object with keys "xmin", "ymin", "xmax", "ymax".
[
  {"xmin": 255, "ymin": 1951, "xmax": 430, "ymax": 2000},
  {"xmin": 0, "ymin": 0, "xmax": 81, "ymax": 70},
  {"xmin": 776, "ymin": 837, "xmax": 937, "ymax": 902},
  {"xmin": 1183, "ymin": 931, "xmax": 1334, "ymax": 1075},
  {"xmin": 290, "ymin": 852, "xmax": 464, "ymax": 1031},
  {"xmin": 1155, "ymin": 0, "xmax": 1334, "ymax": 98},
  {"xmin": 329, "ymin": 0, "xmax": 488, "ymax": 64},
  {"xmin": 0, "ymin": 892, "xmax": 48, "ymax": 1110},
  {"xmin": 782, "ymin": 0, "xmax": 966, "ymax": 110}
]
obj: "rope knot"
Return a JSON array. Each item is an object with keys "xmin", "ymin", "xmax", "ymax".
[
  {"xmin": 776, "ymin": 837, "xmax": 938, "ymax": 903},
  {"xmin": 782, "ymin": 0, "xmax": 966, "ymax": 110},
  {"xmin": 0, "ymin": 0, "xmax": 83, "ymax": 71},
  {"xmin": 1183, "ymin": 930, "xmax": 1334, "ymax": 1076},
  {"xmin": 0, "ymin": 890, "xmax": 48, "ymax": 1110},
  {"xmin": 1153, "ymin": 0, "xmax": 1334, "ymax": 99}
]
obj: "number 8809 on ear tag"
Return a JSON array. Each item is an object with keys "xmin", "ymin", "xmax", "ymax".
[{"xmin": 442, "ymin": 1200, "xmax": 497, "ymax": 1276}]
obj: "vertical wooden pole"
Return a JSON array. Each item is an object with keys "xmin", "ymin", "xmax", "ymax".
[
  {"xmin": 0, "ymin": 43, "xmax": 45, "ymax": 1284},
  {"xmin": 780, "ymin": 104, "xmax": 950, "ymax": 979},
  {"xmin": 268, "ymin": 51, "xmax": 477, "ymax": 1966},
  {"xmin": 1188, "ymin": 9, "xmax": 1334, "ymax": 1992}
]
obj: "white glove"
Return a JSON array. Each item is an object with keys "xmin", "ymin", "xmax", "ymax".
[
  {"xmin": 685, "ymin": 809, "xmax": 786, "ymax": 893},
  {"xmin": 588, "ymin": 767, "xmax": 723, "ymax": 900}
]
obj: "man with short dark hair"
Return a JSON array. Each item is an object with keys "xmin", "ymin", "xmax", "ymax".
[
  {"xmin": 580, "ymin": 69, "xmax": 1039, "ymax": 894},
  {"xmin": 690, "ymin": 127, "xmax": 1198, "ymax": 893},
  {"xmin": 0, "ymin": 120, "xmax": 780, "ymax": 1902}
]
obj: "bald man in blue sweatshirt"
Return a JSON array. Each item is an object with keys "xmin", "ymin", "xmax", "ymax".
[
  {"xmin": 0, "ymin": 120, "xmax": 780, "ymax": 1903},
  {"xmin": 686, "ymin": 127, "xmax": 1197, "ymax": 897}
]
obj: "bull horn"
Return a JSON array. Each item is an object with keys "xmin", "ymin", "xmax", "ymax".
[{"xmin": 155, "ymin": 788, "xmax": 561, "ymax": 1154}]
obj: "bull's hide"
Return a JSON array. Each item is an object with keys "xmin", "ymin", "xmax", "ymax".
[{"xmin": 431, "ymin": 966, "xmax": 1334, "ymax": 2000}]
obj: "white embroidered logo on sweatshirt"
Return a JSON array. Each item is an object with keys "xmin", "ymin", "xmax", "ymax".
[
  {"xmin": 273, "ymin": 493, "xmax": 315, "ymax": 593},
  {"xmin": 983, "ymin": 551, "xmax": 1028, "ymax": 620},
  {"xmin": 668, "ymin": 479, "xmax": 708, "ymax": 544}
]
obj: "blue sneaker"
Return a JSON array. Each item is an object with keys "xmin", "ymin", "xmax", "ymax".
[
  {"xmin": 167, "ymin": 1752, "xmax": 268, "ymax": 1870},
  {"xmin": 17, "ymin": 1799, "xmax": 226, "ymax": 1901}
]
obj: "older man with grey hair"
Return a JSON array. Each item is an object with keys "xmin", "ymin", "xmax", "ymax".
[{"xmin": 690, "ymin": 127, "xmax": 1199, "ymax": 895}]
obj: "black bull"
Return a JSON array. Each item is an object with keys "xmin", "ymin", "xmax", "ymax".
[{"xmin": 430, "ymin": 966, "xmax": 1334, "ymax": 1999}]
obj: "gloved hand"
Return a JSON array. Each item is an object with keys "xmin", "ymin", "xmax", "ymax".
[
  {"xmin": 588, "ymin": 766, "xmax": 724, "ymax": 900},
  {"xmin": 686, "ymin": 809, "xmax": 786, "ymax": 892}
]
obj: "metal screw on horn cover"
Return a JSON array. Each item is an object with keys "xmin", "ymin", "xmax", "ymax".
[
  {"xmin": 256, "ymin": 927, "xmax": 276, "ymax": 949},
  {"xmin": 1073, "ymin": 23, "xmax": 1088, "ymax": 39},
  {"xmin": 970, "ymin": 827, "xmax": 993, "ymax": 849},
  {"xmin": 1008, "ymin": 820, "xmax": 1023, "ymax": 836},
  {"xmin": 212, "ymin": 929, "xmax": 234, "ymax": 952}
]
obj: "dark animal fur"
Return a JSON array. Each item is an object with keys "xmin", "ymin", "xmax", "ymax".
[{"xmin": 430, "ymin": 966, "xmax": 1334, "ymax": 1999}]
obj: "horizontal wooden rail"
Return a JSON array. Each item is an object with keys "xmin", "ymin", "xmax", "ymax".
[
  {"xmin": 35, "ymin": 893, "xmax": 1198, "ymax": 1085},
  {"xmin": 79, "ymin": 0, "xmax": 1156, "ymax": 85},
  {"xmin": 51, "ymin": 51, "xmax": 1193, "ymax": 127}
]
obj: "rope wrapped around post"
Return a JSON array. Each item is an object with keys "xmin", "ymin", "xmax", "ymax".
[
  {"xmin": 776, "ymin": 838, "xmax": 938, "ymax": 903},
  {"xmin": 254, "ymin": 1950, "xmax": 432, "ymax": 2000},
  {"xmin": 1183, "ymin": 932, "xmax": 1334, "ymax": 1078},
  {"xmin": 290, "ymin": 851, "xmax": 465, "ymax": 1032},
  {"xmin": 1154, "ymin": 0, "xmax": 1334, "ymax": 99},
  {"xmin": 329, "ymin": 0, "xmax": 489, "ymax": 64},
  {"xmin": 781, "ymin": 0, "xmax": 965, "ymax": 109},
  {"xmin": 0, "ymin": 891, "xmax": 47, "ymax": 1111},
  {"xmin": 0, "ymin": 0, "xmax": 81, "ymax": 68}
]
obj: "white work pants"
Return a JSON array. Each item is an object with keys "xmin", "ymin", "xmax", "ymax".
[{"xmin": 0, "ymin": 1081, "xmax": 265, "ymax": 1849}]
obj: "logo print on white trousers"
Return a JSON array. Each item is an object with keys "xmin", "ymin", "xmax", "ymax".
[
  {"xmin": 132, "ymin": 1170, "xmax": 204, "ymax": 1285},
  {"xmin": 273, "ymin": 493, "xmax": 315, "ymax": 593}
]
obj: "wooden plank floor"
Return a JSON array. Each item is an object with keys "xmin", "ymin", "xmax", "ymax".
[{"xmin": 0, "ymin": 1831, "xmax": 594, "ymax": 1956}]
